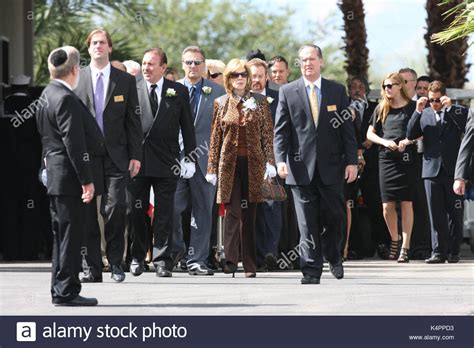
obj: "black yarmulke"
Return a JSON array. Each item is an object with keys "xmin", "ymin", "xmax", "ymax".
[{"xmin": 51, "ymin": 49, "xmax": 67, "ymax": 67}]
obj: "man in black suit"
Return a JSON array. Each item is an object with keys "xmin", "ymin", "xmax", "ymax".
[
  {"xmin": 36, "ymin": 46, "xmax": 98, "ymax": 306},
  {"xmin": 407, "ymin": 80, "xmax": 468, "ymax": 263},
  {"xmin": 129, "ymin": 48, "xmax": 196, "ymax": 278},
  {"xmin": 247, "ymin": 58, "xmax": 281, "ymax": 271},
  {"xmin": 274, "ymin": 44, "xmax": 357, "ymax": 284},
  {"xmin": 75, "ymin": 29, "xmax": 143, "ymax": 283},
  {"xmin": 454, "ymin": 108, "xmax": 474, "ymax": 195}
]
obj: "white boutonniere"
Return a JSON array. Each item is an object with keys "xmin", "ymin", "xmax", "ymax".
[
  {"xmin": 202, "ymin": 86, "xmax": 212, "ymax": 95},
  {"xmin": 267, "ymin": 96, "xmax": 274, "ymax": 104},
  {"xmin": 165, "ymin": 88, "xmax": 177, "ymax": 97},
  {"xmin": 242, "ymin": 97, "xmax": 257, "ymax": 112}
]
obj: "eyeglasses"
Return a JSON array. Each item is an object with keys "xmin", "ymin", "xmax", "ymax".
[
  {"xmin": 429, "ymin": 98, "xmax": 441, "ymax": 103},
  {"xmin": 382, "ymin": 83, "xmax": 400, "ymax": 89},
  {"xmin": 209, "ymin": 72, "xmax": 222, "ymax": 79},
  {"xmin": 229, "ymin": 71, "xmax": 248, "ymax": 78},
  {"xmin": 183, "ymin": 60, "xmax": 203, "ymax": 66}
]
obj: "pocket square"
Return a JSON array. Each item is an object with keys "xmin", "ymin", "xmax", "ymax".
[
  {"xmin": 327, "ymin": 105, "xmax": 337, "ymax": 112},
  {"xmin": 114, "ymin": 95, "xmax": 124, "ymax": 102}
]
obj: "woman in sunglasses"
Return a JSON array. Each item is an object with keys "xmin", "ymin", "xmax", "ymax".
[
  {"xmin": 366, "ymin": 73, "xmax": 417, "ymax": 263},
  {"xmin": 206, "ymin": 59, "xmax": 276, "ymax": 277}
]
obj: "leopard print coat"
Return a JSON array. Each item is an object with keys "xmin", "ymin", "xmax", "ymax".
[{"xmin": 207, "ymin": 92, "xmax": 275, "ymax": 204}]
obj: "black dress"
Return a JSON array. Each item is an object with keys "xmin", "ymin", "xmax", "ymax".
[{"xmin": 370, "ymin": 101, "xmax": 416, "ymax": 203}]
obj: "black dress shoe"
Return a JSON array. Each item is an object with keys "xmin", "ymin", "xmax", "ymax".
[
  {"xmin": 156, "ymin": 266, "xmax": 172, "ymax": 277},
  {"xmin": 329, "ymin": 261, "xmax": 344, "ymax": 279},
  {"xmin": 130, "ymin": 259, "xmax": 145, "ymax": 276},
  {"xmin": 53, "ymin": 295, "xmax": 98, "ymax": 307},
  {"xmin": 447, "ymin": 255, "xmax": 460, "ymax": 263},
  {"xmin": 188, "ymin": 264, "xmax": 214, "ymax": 275},
  {"xmin": 111, "ymin": 265, "xmax": 125, "ymax": 282},
  {"xmin": 265, "ymin": 253, "xmax": 278, "ymax": 270},
  {"xmin": 301, "ymin": 275, "xmax": 320, "ymax": 284},
  {"xmin": 425, "ymin": 255, "xmax": 446, "ymax": 264},
  {"xmin": 80, "ymin": 273, "xmax": 103, "ymax": 283}
]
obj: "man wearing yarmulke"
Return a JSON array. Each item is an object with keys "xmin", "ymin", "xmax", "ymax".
[{"xmin": 36, "ymin": 46, "xmax": 98, "ymax": 306}]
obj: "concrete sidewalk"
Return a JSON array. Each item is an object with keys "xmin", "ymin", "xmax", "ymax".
[{"xmin": 1, "ymin": 258, "xmax": 472, "ymax": 316}]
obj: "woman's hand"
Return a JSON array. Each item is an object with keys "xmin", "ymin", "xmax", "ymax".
[
  {"xmin": 384, "ymin": 139, "xmax": 398, "ymax": 151},
  {"xmin": 397, "ymin": 138, "xmax": 412, "ymax": 152}
]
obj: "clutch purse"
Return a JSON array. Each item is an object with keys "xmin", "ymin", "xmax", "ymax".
[{"xmin": 262, "ymin": 177, "xmax": 287, "ymax": 201}]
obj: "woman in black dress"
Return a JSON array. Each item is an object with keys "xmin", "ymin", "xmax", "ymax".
[{"xmin": 366, "ymin": 73, "xmax": 416, "ymax": 262}]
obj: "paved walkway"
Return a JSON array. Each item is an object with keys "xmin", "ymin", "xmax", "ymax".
[{"xmin": 1, "ymin": 257, "xmax": 472, "ymax": 316}]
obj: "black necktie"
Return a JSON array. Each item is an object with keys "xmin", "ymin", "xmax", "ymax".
[
  {"xmin": 190, "ymin": 86, "xmax": 197, "ymax": 120},
  {"xmin": 436, "ymin": 111, "xmax": 442, "ymax": 127},
  {"xmin": 149, "ymin": 84, "xmax": 158, "ymax": 116}
]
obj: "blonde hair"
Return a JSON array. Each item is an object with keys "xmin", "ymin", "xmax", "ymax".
[
  {"xmin": 377, "ymin": 73, "xmax": 411, "ymax": 123},
  {"xmin": 223, "ymin": 59, "xmax": 251, "ymax": 94}
]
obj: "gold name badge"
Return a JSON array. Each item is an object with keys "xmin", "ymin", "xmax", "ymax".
[
  {"xmin": 114, "ymin": 95, "xmax": 124, "ymax": 102},
  {"xmin": 327, "ymin": 105, "xmax": 337, "ymax": 112}
]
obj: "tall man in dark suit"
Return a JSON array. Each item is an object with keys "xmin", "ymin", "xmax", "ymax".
[
  {"xmin": 274, "ymin": 44, "xmax": 357, "ymax": 284},
  {"xmin": 454, "ymin": 108, "xmax": 474, "ymax": 195},
  {"xmin": 247, "ymin": 58, "xmax": 281, "ymax": 271},
  {"xmin": 129, "ymin": 48, "xmax": 196, "ymax": 278},
  {"xmin": 75, "ymin": 29, "xmax": 143, "ymax": 283},
  {"xmin": 407, "ymin": 80, "xmax": 468, "ymax": 263},
  {"xmin": 172, "ymin": 46, "xmax": 225, "ymax": 276},
  {"xmin": 36, "ymin": 46, "xmax": 97, "ymax": 306}
]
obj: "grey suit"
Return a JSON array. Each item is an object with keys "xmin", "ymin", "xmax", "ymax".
[
  {"xmin": 274, "ymin": 77, "xmax": 357, "ymax": 278},
  {"xmin": 172, "ymin": 78, "xmax": 225, "ymax": 267}
]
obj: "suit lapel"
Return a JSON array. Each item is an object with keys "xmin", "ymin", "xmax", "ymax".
[
  {"xmin": 137, "ymin": 75, "xmax": 155, "ymax": 134},
  {"xmin": 195, "ymin": 79, "xmax": 210, "ymax": 126},
  {"xmin": 154, "ymin": 79, "xmax": 170, "ymax": 123},
  {"xmin": 82, "ymin": 66, "xmax": 95, "ymax": 116},
  {"xmin": 105, "ymin": 66, "xmax": 118, "ymax": 108},
  {"xmin": 296, "ymin": 78, "xmax": 312, "ymax": 124},
  {"xmin": 320, "ymin": 78, "xmax": 329, "ymax": 121}
]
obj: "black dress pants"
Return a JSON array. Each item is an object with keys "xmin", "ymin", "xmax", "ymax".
[
  {"xmin": 130, "ymin": 176, "xmax": 178, "ymax": 271},
  {"xmin": 50, "ymin": 195, "xmax": 84, "ymax": 303}
]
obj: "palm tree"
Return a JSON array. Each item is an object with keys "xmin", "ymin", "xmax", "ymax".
[
  {"xmin": 338, "ymin": 0, "xmax": 369, "ymax": 82},
  {"xmin": 34, "ymin": 0, "xmax": 147, "ymax": 85},
  {"xmin": 425, "ymin": 0, "xmax": 470, "ymax": 88},
  {"xmin": 431, "ymin": 0, "xmax": 474, "ymax": 44}
]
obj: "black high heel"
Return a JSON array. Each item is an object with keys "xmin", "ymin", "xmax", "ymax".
[
  {"xmin": 389, "ymin": 239, "xmax": 400, "ymax": 260},
  {"xmin": 397, "ymin": 248, "xmax": 409, "ymax": 263},
  {"xmin": 223, "ymin": 261, "xmax": 237, "ymax": 277}
]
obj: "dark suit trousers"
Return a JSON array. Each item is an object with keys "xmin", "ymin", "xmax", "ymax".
[
  {"xmin": 410, "ymin": 153, "xmax": 432, "ymax": 257},
  {"xmin": 424, "ymin": 168, "xmax": 464, "ymax": 258},
  {"xmin": 291, "ymin": 171, "xmax": 345, "ymax": 278},
  {"xmin": 359, "ymin": 165, "xmax": 390, "ymax": 246},
  {"xmin": 224, "ymin": 157, "xmax": 257, "ymax": 273},
  {"xmin": 101, "ymin": 155, "xmax": 130, "ymax": 267},
  {"xmin": 50, "ymin": 195, "xmax": 84, "ymax": 302},
  {"xmin": 256, "ymin": 200, "xmax": 282, "ymax": 266},
  {"xmin": 130, "ymin": 176, "xmax": 178, "ymax": 270},
  {"xmin": 81, "ymin": 196, "xmax": 102, "ymax": 278}
]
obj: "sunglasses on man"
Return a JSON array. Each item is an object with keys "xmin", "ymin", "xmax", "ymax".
[
  {"xmin": 429, "ymin": 98, "xmax": 442, "ymax": 103},
  {"xmin": 209, "ymin": 72, "xmax": 222, "ymax": 79},
  {"xmin": 183, "ymin": 60, "xmax": 203, "ymax": 66}
]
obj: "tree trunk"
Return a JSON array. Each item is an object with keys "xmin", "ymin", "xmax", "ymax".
[
  {"xmin": 425, "ymin": 0, "xmax": 470, "ymax": 88},
  {"xmin": 338, "ymin": 0, "xmax": 370, "ymax": 82}
]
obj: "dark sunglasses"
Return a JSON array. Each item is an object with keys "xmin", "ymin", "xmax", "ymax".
[
  {"xmin": 209, "ymin": 72, "xmax": 222, "ymax": 79},
  {"xmin": 183, "ymin": 60, "xmax": 203, "ymax": 66},
  {"xmin": 229, "ymin": 71, "xmax": 248, "ymax": 78},
  {"xmin": 429, "ymin": 98, "xmax": 441, "ymax": 103},
  {"xmin": 382, "ymin": 83, "xmax": 400, "ymax": 89}
]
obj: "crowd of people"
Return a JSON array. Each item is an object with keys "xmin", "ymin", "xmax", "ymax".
[{"xmin": 33, "ymin": 28, "xmax": 473, "ymax": 306}]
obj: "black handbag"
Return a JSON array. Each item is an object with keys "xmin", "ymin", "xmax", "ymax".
[{"xmin": 262, "ymin": 177, "xmax": 287, "ymax": 201}]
